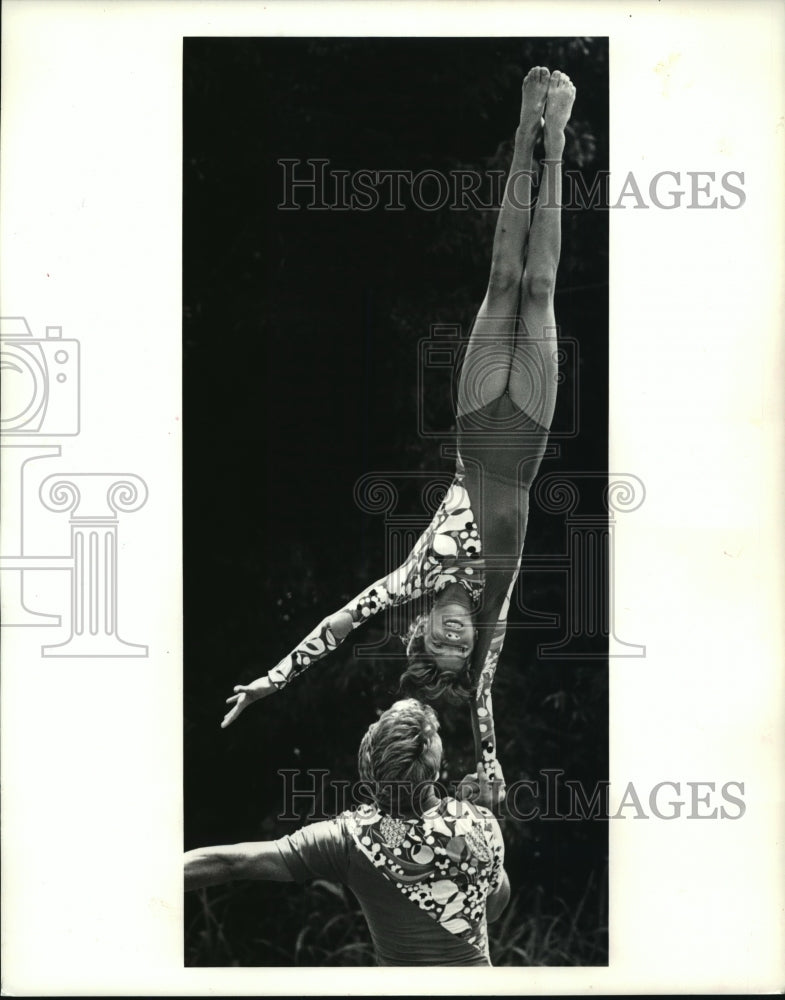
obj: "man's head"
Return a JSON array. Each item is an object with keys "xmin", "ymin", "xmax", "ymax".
[{"xmin": 358, "ymin": 699, "xmax": 442, "ymax": 815}]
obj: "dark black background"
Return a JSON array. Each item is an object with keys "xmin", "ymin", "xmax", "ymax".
[{"xmin": 184, "ymin": 36, "xmax": 609, "ymax": 966}]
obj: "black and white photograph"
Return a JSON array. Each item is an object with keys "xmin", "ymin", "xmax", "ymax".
[
  {"xmin": 2, "ymin": 0, "xmax": 784, "ymax": 995},
  {"xmin": 183, "ymin": 37, "xmax": 609, "ymax": 969}
]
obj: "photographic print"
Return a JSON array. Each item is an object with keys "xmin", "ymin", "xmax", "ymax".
[
  {"xmin": 2, "ymin": 1, "xmax": 783, "ymax": 995},
  {"xmin": 183, "ymin": 36, "xmax": 609, "ymax": 968}
]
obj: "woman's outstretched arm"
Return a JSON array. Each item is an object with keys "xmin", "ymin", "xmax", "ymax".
[
  {"xmin": 221, "ymin": 481, "xmax": 480, "ymax": 727},
  {"xmin": 222, "ymin": 569, "xmax": 416, "ymax": 728}
]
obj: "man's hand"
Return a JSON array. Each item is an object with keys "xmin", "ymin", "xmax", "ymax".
[
  {"xmin": 456, "ymin": 761, "xmax": 506, "ymax": 811},
  {"xmin": 221, "ymin": 676, "xmax": 276, "ymax": 728},
  {"xmin": 455, "ymin": 770, "xmax": 481, "ymax": 803}
]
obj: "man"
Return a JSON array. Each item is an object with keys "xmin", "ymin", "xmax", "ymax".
[{"xmin": 186, "ymin": 699, "xmax": 510, "ymax": 966}]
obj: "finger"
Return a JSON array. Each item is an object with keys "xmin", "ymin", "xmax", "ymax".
[
  {"xmin": 225, "ymin": 694, "xmax": 241, "ymax": 705},
  {"xmin": 221, "ymin": 705, "xmax": 240, "ymax": 728}
]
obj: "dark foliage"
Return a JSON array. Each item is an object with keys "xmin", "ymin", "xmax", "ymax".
[{"xmin": 184, "ymin": 36, "xmax": 608, "ymax": 966}]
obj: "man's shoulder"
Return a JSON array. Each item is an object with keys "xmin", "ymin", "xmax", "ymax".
[
  {"xmin": 286, "ymin": 814, "xmax": 350, "ymax": 847},
  {"xmin": 448, "ymin": 798, "xmax": 503, "ymax": 846},
  {"xmin": 338, "ymin": 799, "xmax": 501, "ymax": 841},
  {"xmin": 427, "ymin": 797, "xmax": 502, "ymax": 831}
]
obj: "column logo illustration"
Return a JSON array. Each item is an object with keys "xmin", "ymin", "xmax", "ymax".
[{"xmin": 1, "ymin": 316, "xmax": 149, "ymax": 656}]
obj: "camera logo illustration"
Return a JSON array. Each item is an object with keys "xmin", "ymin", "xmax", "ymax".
[
  {"xmin": 1, "ymin": 316, "xmax": 148, "ymax": 656},
  {"xmin": 1, "ymin": 317, "xmax": 80, "ymax": 435}
]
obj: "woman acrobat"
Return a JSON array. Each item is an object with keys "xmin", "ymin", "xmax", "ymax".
[{"xmin": 222, "ymin": 67, "xmax": 577, "ymax": 800}]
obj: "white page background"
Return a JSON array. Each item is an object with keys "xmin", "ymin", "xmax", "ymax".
[{"xmin": 1, "ymin": 1, "xmax": 783, "ymax": 994}]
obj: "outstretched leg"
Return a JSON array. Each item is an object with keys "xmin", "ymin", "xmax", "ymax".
[
  {"xmin": 457, "ymin": 66, "xmax": 550, "ymax": 417},
  {"xmin": 509, "ymin": 70, "xmax": 576, "ymax": 428}
]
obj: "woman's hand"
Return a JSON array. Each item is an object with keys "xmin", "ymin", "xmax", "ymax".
[
  {"xmin": 456, "ymin": 761, "xmax": 506, "ymax": 811},
  {"xmin": 221, "ymin": 676, "xmax": 276, "ymax": 728}
]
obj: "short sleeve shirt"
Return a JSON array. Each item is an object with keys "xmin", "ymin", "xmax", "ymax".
[{"xmin": 273, "ymin": 799, "xmax": 505, "ymax": 966}]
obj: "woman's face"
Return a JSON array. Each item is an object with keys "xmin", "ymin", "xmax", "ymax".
[{"xmin": 422, "ymin": 602, "xmax": 476, "ymax": 673}]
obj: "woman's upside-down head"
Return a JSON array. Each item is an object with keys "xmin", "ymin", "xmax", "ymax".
[{"xmin": 399, "ymin": 612, "xmax": 474, "ymax": 706}]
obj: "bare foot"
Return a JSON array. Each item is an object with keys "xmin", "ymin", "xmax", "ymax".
[
  {"xmin": 543, "ymin": 70, "xmax": 576, "ymax": 154},
  {"xmin": 519, "ymin": 66, "xmax": 550, "ymax": 138}
]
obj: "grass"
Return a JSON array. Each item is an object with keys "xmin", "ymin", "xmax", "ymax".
[
  {"xmin": 489, "ymin": 871, "xmax": 607, "ymax": 966},
  {"xmin": 185, "ymin": 868, "xmax": 607, "ymax": 967}
]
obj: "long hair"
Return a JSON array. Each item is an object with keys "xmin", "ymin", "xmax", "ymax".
[
  {"xmin": 357, "ymin": 699, "xmax": 441, "ymax": 815},
  {"xmin": 398, "ymin": 613, "xmax": 473, "ymax": 707}
]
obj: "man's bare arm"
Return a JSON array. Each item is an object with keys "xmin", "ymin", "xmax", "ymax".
[{"xmin": 184, "ymin": 841, "xmax": 294, "ymax": 891}]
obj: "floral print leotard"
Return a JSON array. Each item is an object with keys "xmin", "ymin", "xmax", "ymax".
[
  {"xmin": 266, "ymin": 474, "xmax": 511, "ymax": 779},
  {"xmin": 264, "ymin": 392, "xmax": 552, "ymax": 780}
]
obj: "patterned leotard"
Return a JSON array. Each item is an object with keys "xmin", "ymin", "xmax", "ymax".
[{"xmin": 266, "ymin": 392, "xmax": 550, "ymax": 778}]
